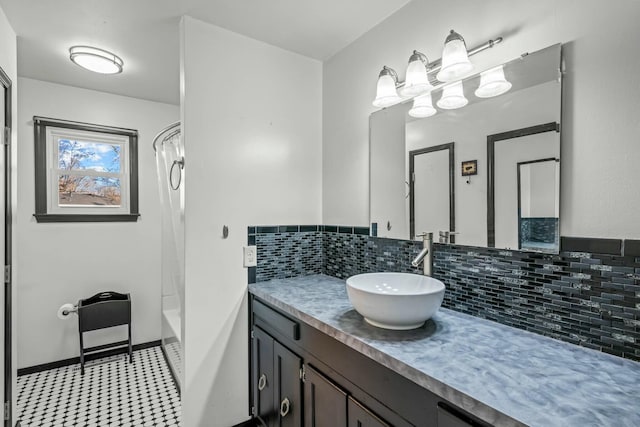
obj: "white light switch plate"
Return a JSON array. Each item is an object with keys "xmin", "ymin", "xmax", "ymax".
[{"xmin": 243, "ymin": 246, "xmax": 257, "ymax": 267}]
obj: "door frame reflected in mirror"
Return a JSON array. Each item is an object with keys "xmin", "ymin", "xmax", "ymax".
[
  {"xmin": 409, "ymin": 142, "xmax": 455, "ymax": 241},
  {"xmin": 487, "ymin": 121, "xmax": 560, "ymax": 249},
  {"xmin": 517, "ymin": 157, "xmax": 560, "ymax": 252}
]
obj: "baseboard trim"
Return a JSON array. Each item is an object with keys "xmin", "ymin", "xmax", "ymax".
[{"xmin": 17, "ymin": 340, "xmax": 161, "ymax": 376}]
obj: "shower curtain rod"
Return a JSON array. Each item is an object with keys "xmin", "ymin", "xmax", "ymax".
[{"xmin": 152, "ymin": 121, "xmax": 181, "ymax": 152}]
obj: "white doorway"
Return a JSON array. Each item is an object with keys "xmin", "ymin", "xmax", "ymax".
[{"xmin": 0, "ymin": 64, "xmax": 13, "ymax": 427}]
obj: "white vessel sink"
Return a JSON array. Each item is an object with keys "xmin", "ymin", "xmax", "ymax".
[{"xmin": 346, "ymin": 272, "xmax": 445, "ymax": 330}]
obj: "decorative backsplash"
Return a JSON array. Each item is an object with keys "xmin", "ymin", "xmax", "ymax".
[
  {"xmin": 323, "ymin": 231, "xmax": 422, "ymax": 279},
  {"xmin": 248, "ymin": 225, "xmax": 420, "ymax": 283},
  {"xmin": 434, "ymin": 244, "xmax": 639, "ymax": 362},
  {"xmin": 248, "ymin": 225, "xmax": 640, "ymax": 362},
  {"xmin": 520, "ymin": 217, "xmax": 559, "ymax": 245},
  {"xmin": 248, "ymin": 226, "xmax": 323, "ymax": 283}
]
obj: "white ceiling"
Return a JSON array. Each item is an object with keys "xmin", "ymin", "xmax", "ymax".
[{"xmin": 0, "ymin": 0, "xmax": 411, "ymax": 105}]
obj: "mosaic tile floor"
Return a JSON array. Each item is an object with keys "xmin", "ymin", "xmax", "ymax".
[{"xmin": 17, "ymin": 346, "xmax": 181, "ymax": 426}]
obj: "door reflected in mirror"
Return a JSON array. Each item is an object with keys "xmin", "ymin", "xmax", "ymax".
[
  {"xmin": 488, "ymin": 123, "xmax": 560, "ymax": 252},
  {"xmin": 409, "ymin": 143, "xmax": 454, "ymax": 240},
  {"xmin": 518, "ymin": 159, "xmax": 560, "ymax": 253}
]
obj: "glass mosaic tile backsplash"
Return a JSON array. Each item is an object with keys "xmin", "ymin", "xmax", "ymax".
[{"xmin": 248, "ymin": 225, "xmax": 640, "ymax": 362}]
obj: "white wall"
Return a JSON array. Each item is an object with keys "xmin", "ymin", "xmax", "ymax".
[
  {"xmin": 369, "ymin": 104, "xmax": 408, "ymax": 239},
  {"xmin": 524, "ymin": 161, "xmax": 559, "ymax": 218},
  {"xmin": 520, "ymin": 160, "xmax": 559, "ymax": 218},
  {"xmin": 323, "ymin": 0, "xmax": 640, "ymax": 240},
  {"xmin": 16, "ymin": 77, "xmax": 179, "ymax": 368},
  {"xmin": 181, "ymin": 16, "xmax": 322, "ymax": 427},
  {"xmin": 0, "ymin": 3, "xmax": 17, "ymax": 420}
]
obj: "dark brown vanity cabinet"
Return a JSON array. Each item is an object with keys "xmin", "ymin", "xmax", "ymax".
[
  {"xmin": 252, "ymin": 326, "xmax": 302, "ymax": 427},
  {"xmin": 303, "ymin": 365, "xmax": 393, "ymax": 427},
  {"xmin": 303, "ymin": 364, "xmax": 347, "ymax": 426},
  {"xmin": 253, "ymin": 327, "xmax": 275, "ymax": 424},
  {"xmin": 250, "ymin": 295, "xmax": 491, "ymax": 427},
  {"xmin": 436, "ymin": 406, "xmax": 473, "ymax": 427},
  {"xmin": 348, "ymin": 397, "xmax": 390, "ymax": 427}
]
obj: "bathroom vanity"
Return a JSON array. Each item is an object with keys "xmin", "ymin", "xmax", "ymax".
[
  {"xmin": 248, "ymin": 275, "xmax": 640, "ymax": 427},
  {"xmin": 249, "ymin": 283, "xmax": 484, "ymax": 427}
]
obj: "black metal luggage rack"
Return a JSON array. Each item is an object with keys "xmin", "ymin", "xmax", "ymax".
[{"xmin": 78, "ymin": 291, "xmax": 132, "ymax": 375}]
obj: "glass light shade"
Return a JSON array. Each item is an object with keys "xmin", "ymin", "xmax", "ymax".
[
  {"xmin": 436, "ymin": 31, "xmax": 473, "ymax": 82},
  {"xmin": 373, "ymin": 72, "xmax": 401, "ymax": 108},
  {"xmin": 408, "ymin": 93, "xmax": 437, "ymax": 118},
  {"xmin": 69, "ymin": 46, "xmax": 123, "ymax": 74},
  {"xmin": 400, "ymin": 54, "xmax": 433, "ymax": 97},
  {"xmin": 475, "ymin": 65, "xmax": 512, "ymax": 98},
  {"xmin": 437, "ymin": 81, "xmax": 468, "ymax": 109}
]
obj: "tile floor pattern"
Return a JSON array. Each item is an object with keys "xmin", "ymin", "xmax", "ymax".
[{"xmin": 17, "ymin": 346, "xmax": 181, "ymax": 426}]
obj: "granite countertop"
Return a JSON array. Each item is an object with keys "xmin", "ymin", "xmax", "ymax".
[{"xmin": 248, "ymin": 274, "xmax": 640, "ymax": 427}]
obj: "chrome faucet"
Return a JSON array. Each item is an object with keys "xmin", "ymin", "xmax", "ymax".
[{"xmin": 411, "ymin": 232, "xmax": 433, "ymax": 276}]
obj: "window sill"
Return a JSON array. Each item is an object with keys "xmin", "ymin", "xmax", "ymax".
[{"xmin": 34, "ymin": 213, "xmax": 140, "ymax": 223}]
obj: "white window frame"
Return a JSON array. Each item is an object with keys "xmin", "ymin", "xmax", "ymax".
[{"xmin": 46, "ymin": 127, "xmax": 131, "ymax": 215}]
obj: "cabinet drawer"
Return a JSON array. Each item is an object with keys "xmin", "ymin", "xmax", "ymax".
[{"xmin": 253, "ymin": 299, "xmax": 300, "ymax": 341}]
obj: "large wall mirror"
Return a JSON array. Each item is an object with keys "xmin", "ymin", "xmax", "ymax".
[{"xmin": 369, "ymin": 44, "xmax": 562, "ymax": 252}]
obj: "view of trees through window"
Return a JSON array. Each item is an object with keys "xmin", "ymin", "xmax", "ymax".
[{"xmin": 57, "ymin": 138, "xmax": 122, "ymax": 206}]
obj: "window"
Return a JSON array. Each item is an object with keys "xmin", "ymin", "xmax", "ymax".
[{"xmin": 34, "ymin": 116, "xmax": 139, "ymax": 222}]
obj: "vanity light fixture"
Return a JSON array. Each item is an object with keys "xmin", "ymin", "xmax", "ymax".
[
  {"xmin": 475, "ymin": 65, "xmax": 512, "ymax": 98},
  {"xmin": 69, "ymin": 45, "xmax": 124, "ymax": 74},
  {"xmin": 399, "ymin": 51, "xmax": 433, "ymax": 97},
  {"xmin": 436, "ymin": 30, "xmax": 474, "ymax": 83},
  {"xmin": 371, "ymin": 33, "xmax": 502, "ymax": 111},
  {"xmin": 437, "ymin": 81, "xmax": 468, "ymax": 109},
  {"xmin": 372, "ymin": 66, "xmax": 402, "ymax": 108},
  {"xmin": 409, "ymin": 92, "xmax": 437, "ymax": 118}
]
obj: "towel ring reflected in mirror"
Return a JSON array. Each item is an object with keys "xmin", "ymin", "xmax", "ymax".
[{"xmin": 169, "ymin": 157, "xmax": 185, "ymax": 190}]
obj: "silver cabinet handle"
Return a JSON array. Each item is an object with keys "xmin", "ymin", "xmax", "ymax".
[
  {"xmin": 257, "ymin": 374, "xmax": 267, "ymax": 391},
  {"xmin": 280, "ymin": 397, "xmax": 290, "ymax": 417}
]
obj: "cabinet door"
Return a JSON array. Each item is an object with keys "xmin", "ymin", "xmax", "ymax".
[
  {"xmin": 253, "ymin": 327, "xmax": 276, "ymax": 426},
  {"xmin": 304, "ymin": 365, "xmax": 348, "ymax": 427},
  {"xmin": 274, "ymin": 341, "xmax": 302, "ymax": 427},
  {"xmin": 348, "ymin": 396, "xmax": 390, "ymax": 427}
]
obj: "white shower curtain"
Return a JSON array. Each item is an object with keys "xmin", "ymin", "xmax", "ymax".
[{"xmin": 155, "ymin": 125, "xmax": 185, "ymax": 388}]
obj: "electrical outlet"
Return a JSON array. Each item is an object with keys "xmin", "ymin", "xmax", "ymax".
[{"xmin": 243, "ymin": 246, "xmax": 257, "ymax": 267}]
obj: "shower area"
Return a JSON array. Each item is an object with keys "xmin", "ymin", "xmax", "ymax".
[{"xmin": 153, "ymin": 122, "xmax": 184, "ymax": 390}]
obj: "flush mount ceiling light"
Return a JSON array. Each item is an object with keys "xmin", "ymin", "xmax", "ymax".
[
  {"xmin": 437, "ymin": 81, "xmax": 468, "ymax": 110},
  {"xmin": 372, "ymin": 66, "xmax": 402, "ymax": 108},
  {"xmin": 69, "ymin": 46, "xmax": 123, "ymax": 74},
  {"xmin": 475, "ymin": 65, "xmax": 512, "ymax": 98},
  {"xmin": 436, "ymin": 30, "xmax": 474, "ymax": 83},
  {"xmin": 409, "ymin": 92, "xmax": 437, "ymax": 118},
  {"xmin": 399, "ymin": 51, "xmax": 433, "ymax": 97}
]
